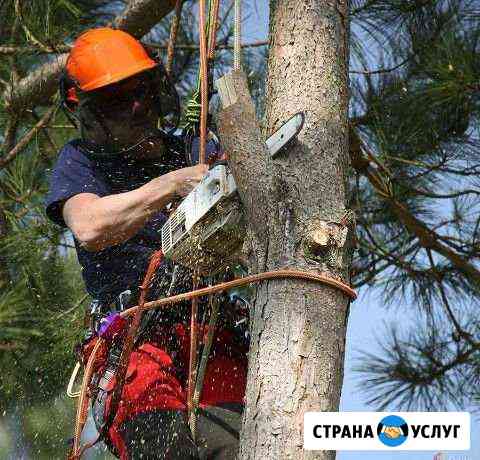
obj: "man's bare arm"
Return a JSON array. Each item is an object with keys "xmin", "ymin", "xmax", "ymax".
[{"xmin": 63, "ymin": 164, "xmax": 208, "ymax": 252}]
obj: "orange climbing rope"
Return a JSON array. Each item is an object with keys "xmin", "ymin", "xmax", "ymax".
[
  {"xmin": 187, "ymin": 271, "xmax": 200, "ymax": 427},
  {"xmin": 122, "ymin": 270, "xmax": 357, "ymax": 316},
  {"xmin": 69, "ymin": 338, "xmax": 103, "ymax": 460},
  {"xmin": 165, "ymin": 0, "xmax": 184, "ymax": 75},
  {"xmin": 208, "ymin": 0, "xmax": 221, "ymax": 60},
  {"xmin": 198, "ymin": 0, "xmax": 209, "ymax": 164}
]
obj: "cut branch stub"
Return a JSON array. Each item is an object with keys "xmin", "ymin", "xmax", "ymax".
[
  {"xmin": 304, "ymin": 221, "xmax": 331, "ymax": 255},
  {"xmin": 303, "ymin": 219, "xmax": 349, "ymax": 272}
]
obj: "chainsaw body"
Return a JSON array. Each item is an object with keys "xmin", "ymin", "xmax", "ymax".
[
  {"xmin": 160, "ymin": 112, "xmax": 305, "ymax": 275},
  {"xmin": 161, "ymin": 164, "xmax": 244, "ymax": 275}
]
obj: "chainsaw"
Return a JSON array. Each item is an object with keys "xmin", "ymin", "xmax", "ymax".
[{"xmin": 161, "ymin": 112, "xmax": 305, "ymax": 275}]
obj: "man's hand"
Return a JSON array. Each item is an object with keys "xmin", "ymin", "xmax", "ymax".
[
  {"xmin": 165, "ymin": 164, "xmax": 209, "ymax": 198},
  {"xmin": 63, "ymin": 164, "xmax": 209, "ymax": 252}
]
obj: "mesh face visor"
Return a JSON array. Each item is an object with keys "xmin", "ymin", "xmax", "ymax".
[
  {"xmin": 73, "ymin": 65, "xmax": 180, "ymax": 155},
  {"xmin": 78, "ymin": 73, "xmax": 156, "ymax": 119}
]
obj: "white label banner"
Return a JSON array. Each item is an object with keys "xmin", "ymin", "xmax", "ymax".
[{"xmin": 304, "ymin": 412, "xmax": 470, "ymax": 451}]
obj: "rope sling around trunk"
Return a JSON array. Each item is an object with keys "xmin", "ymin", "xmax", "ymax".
[{"xmin": 68, "ymin": 266, "xmax": 356, "ymax": 459}]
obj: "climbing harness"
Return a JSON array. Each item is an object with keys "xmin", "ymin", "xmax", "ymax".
[{"xmin": 69, "ymin": 265, "xmax": 356, "ymax": 459}]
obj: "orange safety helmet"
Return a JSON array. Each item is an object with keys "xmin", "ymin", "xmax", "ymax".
[
  {"xmin": 66, "ymin": 27, "xmax": 157, "ymax": 92},
  {"xmin": 60, "ymin": 27, "xmax": 180, "ymax": 153}
]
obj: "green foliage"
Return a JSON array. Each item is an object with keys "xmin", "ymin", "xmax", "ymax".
[
  {"xmin": 0, "ymin": 3, "xmax": 105, "ymax": 454},
  {"xmin": 0, "ymin": 200, "xmax": 86, "ymax": 408},
  {"xmin": 0, "ymin": 1, "xmax": 267, "ymax": 455},
  {"xmin": 350, "ymin": 0, "xmax": 480, "ymax": 412}
]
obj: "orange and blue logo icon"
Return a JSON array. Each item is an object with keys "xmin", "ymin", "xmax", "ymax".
[{"xmin": 377, "ymin": 415, "xmax": 409, "ymax": 447}]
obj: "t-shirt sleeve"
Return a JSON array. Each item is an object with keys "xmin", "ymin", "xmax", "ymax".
[{"xmin": 45, "ymin": 143, "xmax": 109, "ymax": 227}]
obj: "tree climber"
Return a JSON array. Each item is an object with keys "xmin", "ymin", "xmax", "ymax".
[{"xmin": 45, "ymin": 28, "xmax": 248, "ymax": 460}]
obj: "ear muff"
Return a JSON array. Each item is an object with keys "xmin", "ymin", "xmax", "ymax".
[
  {"xmin": 59, "ymin": 71, "xmax": 81, "ymax": 128},
  {"xmin": 59, "ymin": 72, "xmax": 79, "ymax": 112}
]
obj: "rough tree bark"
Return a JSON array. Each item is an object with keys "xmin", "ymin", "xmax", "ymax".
[{"xmin": 218, "ymin": 1, "xmax": 351, "ymax": 459}]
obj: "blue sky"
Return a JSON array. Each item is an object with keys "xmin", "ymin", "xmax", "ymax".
[{"xmin": 338, "ymin": 291, "xmax": 479, "ymax": 460}]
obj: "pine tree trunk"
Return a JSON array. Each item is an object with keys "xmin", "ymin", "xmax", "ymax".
[{"xmin": 236, "ymin": 1, "xmax": 351, "ymax": 459}]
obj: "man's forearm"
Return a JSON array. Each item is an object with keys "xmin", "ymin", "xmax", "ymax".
[{"xmin": 65, "ymin": 176, "xmax": 175, "ymax": 251}]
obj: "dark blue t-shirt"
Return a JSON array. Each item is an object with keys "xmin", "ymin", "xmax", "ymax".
[{"xmin": 45, "ymin": 133, "xmax": 219, "ymax": 303}]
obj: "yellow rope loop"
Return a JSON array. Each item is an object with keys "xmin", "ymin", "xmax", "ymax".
[{"xmin": 66, "ymin": 362, "xmax": 82, "ymax": 398}]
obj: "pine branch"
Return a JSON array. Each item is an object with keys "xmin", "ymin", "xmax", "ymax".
[
  {"xmin": 3, "ymin": 54, "xmax": 68, "ymax": 112},
  {"xmin": 113, "ymin": 0, "xmax": 179, "ymax": 38},
  {"xmin": 3, "ymin": 0, "xmax": 178, "ymax": 112},
  {"xmin": 0, "ymin": 342, "xmax": 22, "ymax": 350},
  {"xmin": 55, "ymin": 292, "xmax": 89, "ymax": 319},
  {"xmin": 0, "ymin": 44, "xmax": 70, "ymax": 55},
  {"xmin": 2, "ymin": 116, "xmax": 19, "ymax": 153},
  {"xmin": 0, "ymin": 106, "xmax": 56, "ymax": 169},
  {"xmin": 350, "ymin": 56, "xmax": 410, "ymax": 75},
  {"xmin": 350, "ymin": 129, "xmax": 480, "ymax": 287},
  {"xmin": 425, "ymin": 248, "xmax": 478, "ymax": 347},
  {"xmin": 30, "ymin": 109, "xmax": 58, "ymax": 155},
  {"xmin": 14, "ymin": 0, "xmax": 55, "ymax": 53},
  {"xmin": 355, "ymin": 325, "xmax": 480, "ymax": 411}
]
